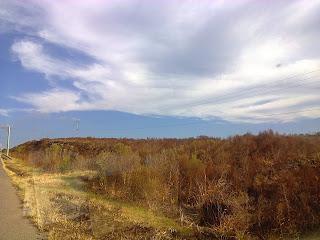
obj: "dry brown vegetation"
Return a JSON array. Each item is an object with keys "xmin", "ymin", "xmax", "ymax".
[
  {"xmin": 10, "ymin": 130, "xmax": 320, "ymax": 239},
  {"xmin": 1, "ymin": 157, "xmax": 187, "ymax": 240}
]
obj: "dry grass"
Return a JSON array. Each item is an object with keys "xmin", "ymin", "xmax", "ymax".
[{"xmin": 1, "ymin": 157, "xmax": 194, "ymax": 239}]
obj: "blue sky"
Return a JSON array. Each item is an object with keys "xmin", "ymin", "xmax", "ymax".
[{"xmin": 0, "ymin": 0, "xmax": 320, "ymax": 148}]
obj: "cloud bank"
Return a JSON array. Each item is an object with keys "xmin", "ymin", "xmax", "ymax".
[{"xmin": 2, "ymin": 0, "xmax": 320, "ymax": 123}]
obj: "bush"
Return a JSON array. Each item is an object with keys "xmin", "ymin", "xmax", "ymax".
[{"xmin": 9, "ymin": 132, "xmax": 320, "ymax": 238}]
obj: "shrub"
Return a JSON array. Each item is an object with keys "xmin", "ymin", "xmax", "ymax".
[{"xmin": 9, "ymin": 132, "xmax": 320, "ymax": 238}]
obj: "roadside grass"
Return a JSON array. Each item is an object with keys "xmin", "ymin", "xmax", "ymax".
[
  {"xmin": 1, "ymin": 157, "xmax": 194, "ymax": 239},
  {"xmin": 0, "ymin": 156, "xmax": 33, "ymax": 197}
]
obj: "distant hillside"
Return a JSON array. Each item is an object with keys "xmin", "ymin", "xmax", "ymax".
[
  {"xmin": 11, "ymin": 132, "xmax": 320, "ymax": 158},
  {"xmin": 11, "ymin": 137, "xmax": 202, "ymax": 160}
]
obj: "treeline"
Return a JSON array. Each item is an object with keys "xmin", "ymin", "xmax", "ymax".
[{"xmin": 11, "ymin": 131, "xmax": 320, "ymax": 238}]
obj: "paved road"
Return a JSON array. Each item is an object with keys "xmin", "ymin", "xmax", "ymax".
[{"xmin": 0, "ymin": 158, "xmax": 43, "ymax": 240}]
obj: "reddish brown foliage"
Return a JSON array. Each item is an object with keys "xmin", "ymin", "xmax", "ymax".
[{"xmin": 11, "ymin": 131, "xmax": 320, "ymax": 238}]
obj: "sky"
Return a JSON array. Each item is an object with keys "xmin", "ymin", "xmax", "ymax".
[{"xmin": 0, "ymin": 0, "xmax": 320, "ymax": 148}]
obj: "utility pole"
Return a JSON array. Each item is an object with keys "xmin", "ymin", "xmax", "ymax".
[
  {"xmin": 76, "ymin": 120, "xmax": 79, "ymax": 137},
  {"xmin": 72, "ymin": 118, "xmax": 80, "ymax": 137},
  {"xmin": 7, "ymin": 126, "xmax": 10, "ymax": 156},
  {"xmin": 0, "ymin": 126, "xmax": 11, "ymax": 156}
]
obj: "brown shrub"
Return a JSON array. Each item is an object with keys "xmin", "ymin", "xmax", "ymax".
[{"xmin": 10, "ymin": 131, "xmax": 320, "ymax": 238}]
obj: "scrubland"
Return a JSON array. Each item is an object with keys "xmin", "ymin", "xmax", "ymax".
[{"xmin": 7, "ymin": 130, "xmax": 320, "ymax": 239}]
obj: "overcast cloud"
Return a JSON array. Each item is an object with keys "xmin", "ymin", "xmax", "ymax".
[{"xmin": 1, "ymin": 0, "xmax": 320, "ymax": 123}]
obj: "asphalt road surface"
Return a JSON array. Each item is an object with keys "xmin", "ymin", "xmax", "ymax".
[{"xmin": 0, "ymin": 158, "xmax": 44, "ymax": 240}]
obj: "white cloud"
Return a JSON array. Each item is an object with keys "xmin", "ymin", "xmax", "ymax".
[
  {"xmin": 13, "ymin": 89, "xmax": 83, "ymax": 113},
  {"xmin": 0, "ymin": 109, "xmax": 9, "ymax": 117},
  {"xmin": 11, "ymin": 40, "xmax": 69, "ymax": 79},
  {"xmin": 2, "ymin": 0, "xmax": 320, "ymax": 122}
]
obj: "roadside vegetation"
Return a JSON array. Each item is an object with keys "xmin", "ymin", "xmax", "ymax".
[{"xmin": 7, "ymin": 130, "xmax": 320, "ymax": 239}]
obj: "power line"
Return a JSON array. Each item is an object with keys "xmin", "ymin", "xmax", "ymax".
[
  {"xmin": 99, "ymin": 108, "xmax": 320, "ymax": 132},
  {"xmin": 160, "ymin": 69, "xmax": 320, "ymax": 113},
  {"xmin": 226, "ymin": 108, "xmax": 320, "ymax": 122},
  {"xmin": 161, "ymin": 75, "xmax": 320, "ymax": 113},
  {"xmin": 245, "ymin": 108, "xmax": 320, "ymax": 117},
  {"xmin": 169, "ymin": 76, "xmax": 320, "ymax": 113},
  {"xmin": 96, "ymin": 73, "xmax": 320, "ymax": 132}
]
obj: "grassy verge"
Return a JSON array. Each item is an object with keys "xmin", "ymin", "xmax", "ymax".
[
  {"xmin": 1, "ymin": 157, "xmax": 196, "ymax": 239},
  {"xmin": 3, "ymin": 155, "xmax": 320, "ymax": 239}
]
